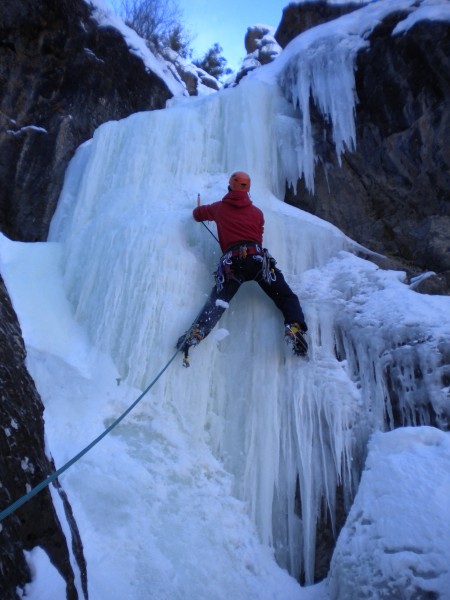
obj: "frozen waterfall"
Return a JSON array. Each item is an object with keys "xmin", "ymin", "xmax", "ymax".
[
  {"xmin": 39, "ymin": 1, "xmax": 450, "ymax": 593},
  {"xmin": 49, "ymin": 75, "xmax": 359, "ymax": 584}
]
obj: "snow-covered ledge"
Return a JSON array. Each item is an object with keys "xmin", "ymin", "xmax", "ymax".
[{"xmin": 328, "ymin": 426, "xmax": 450, "ymax": 598}]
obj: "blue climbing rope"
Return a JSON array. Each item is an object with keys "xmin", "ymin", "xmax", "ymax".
[
  {"xmin": 0, "ymin": 348, "xmax": 180, "ymax": 523},
  {"xmin": 200, "ymin": 221, "xmax": 219, "ymax": 244}
]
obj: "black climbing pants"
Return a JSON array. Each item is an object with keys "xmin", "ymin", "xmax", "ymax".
[{"xmin": 195, "ymin": 254, "xmax": 306, "ymax": 339}]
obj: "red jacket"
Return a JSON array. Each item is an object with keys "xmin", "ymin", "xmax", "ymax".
[{"xmin": 193, "ymin": 191, "xmax": 264, "ymax": 253}]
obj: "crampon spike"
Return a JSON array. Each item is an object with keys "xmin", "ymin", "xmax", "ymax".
[{"xmin": 182, "ymin": 347, "xmax": 190, "ymax": 367}]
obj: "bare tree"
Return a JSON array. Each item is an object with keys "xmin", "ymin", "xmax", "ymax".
[{"xmin": 119, "ymin": 0, "xmax": 192, "ymax": 56}]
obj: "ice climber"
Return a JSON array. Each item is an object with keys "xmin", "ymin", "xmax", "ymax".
[{"xmin": 177, "ymin": 171, "xmax": 308, "ymax": 365}]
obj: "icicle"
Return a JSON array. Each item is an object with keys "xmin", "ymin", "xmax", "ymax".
[{"xmin": 277, "ymin": 33, "xmax": 367, "ymax": 193}]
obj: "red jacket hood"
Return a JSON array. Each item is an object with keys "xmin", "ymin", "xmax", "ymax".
[
  {"xmin": 222, "ymin": 190, "xmax": 252, "ymax": 208},
  {"xmin": 192, "ymin": 190, "xmax": 263, "ymax": 252}
]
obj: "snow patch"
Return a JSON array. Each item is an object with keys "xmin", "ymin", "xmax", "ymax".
[
  {"xmin": 23, "ymin": 547, "xmax": 66, "ymax": 599},
  {"xmin": 329, "ymin": 427, "xmax": 450, "ymax": 599}
]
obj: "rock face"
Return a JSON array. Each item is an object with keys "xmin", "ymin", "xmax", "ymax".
[
  {"xmin": 277, "ymin": 6, "xmax": 450, "ymax": 292},
  {"xmin": 0, "ymin": 0, "xmax": 174, "ymax": 243},
  {"xmin": 0, "ymin": 275, "xmax": 87, "ymax": 599},
  {"xmin": 275, "ymin": 1, "xmax": 364, "ymax": 48},
  {"xmin": 226, "ymin": 24, "xmax": 282, "ymax": 87}
]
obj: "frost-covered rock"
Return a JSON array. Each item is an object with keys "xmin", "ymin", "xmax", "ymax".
[
  {"xmin": 245, "ymin": 24, "xmax": 282, "ymax": 64},
  {"xmin": 227, "ymin": 24, "xmax": 282, "ymax": 86},
  {"xmin": 161, "ymin": 47, "xmax": 220, "ymax": 96}
]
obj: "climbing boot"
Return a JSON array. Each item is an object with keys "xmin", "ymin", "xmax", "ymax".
[
  {"xmin": 285, "ymin": 323, "xmax": 308, "ymax": 356},
  {"xmin": 176, "ymin": 324, "xmax": 205, "ymax": 368},
  {"xmin": 176, "ymin": 324, "xmax": 204, "ymax": 352}
]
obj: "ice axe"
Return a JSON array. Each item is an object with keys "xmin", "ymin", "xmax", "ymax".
[{"xmin": 197, "ymin": 193, "xmax": 219, "ymax": 244}]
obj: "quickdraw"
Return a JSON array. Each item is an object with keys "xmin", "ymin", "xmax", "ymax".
[
  {"xmin": 254, "ymin": 248, "xmax": 277, "ymax": 284},
  {"xmin": 215, "ymin": 250, "xmax": 232, "ymax": 292}
]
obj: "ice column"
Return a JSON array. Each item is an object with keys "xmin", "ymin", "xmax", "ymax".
[{"xmin": 277, "ymin": 34, "xmax": 368, "ymax": 192}]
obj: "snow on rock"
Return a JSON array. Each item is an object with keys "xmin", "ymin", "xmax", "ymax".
[
  {"xmin": 84, "ymin": 0, "xmax": 187, "ymax": 97},
  {"xmin": 86, "ymin": 0, "xmax": 220, "ymax": 97},
  {"xmin": 161, "ymin": 47, "xmax": 220, "ymax": 96},
  {"xmin": 328, "ymin": 427, "xmax": 450, "ymax": 599},
  {"xmin": 226, "ymin": 24, "xmax": 282, "ymax": 87},
  {"xmin": 23, "ymin": 548, "xmax": 66, "ymax": 599},
  {"xmin": 393, "ymin": 0, "xmax": 450, "ymax": 35},
  {"xmin": 6, "ymin": 125, "xmax": 48, "ymax": 136}
]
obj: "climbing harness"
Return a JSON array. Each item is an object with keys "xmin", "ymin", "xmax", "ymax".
[
  {"xmin": 0, "ymin": 348, "xmax": 180, "ymax": 523},
  {"xmin": 214, "ymin": 243, "xmax": 276, "ymax": 294},
  {"xmin": 225, "ymin": 241, "xmax": 262, "ymax": 258}
]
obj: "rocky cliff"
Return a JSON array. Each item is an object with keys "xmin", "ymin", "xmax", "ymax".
[
  {"xmin": 275, "ymin": 3, "xmax": 450, "ymax": 293},
  {"xmin": 0, "ymin": 275, "xmax": 87, "ymax": 599},
  {"xmin": 275, "ymin": 0, "xmax": 363, "ymax": 47},
  {"xmin": 0, "ymin": 0, "xmax": 175, "ymax": 243}
]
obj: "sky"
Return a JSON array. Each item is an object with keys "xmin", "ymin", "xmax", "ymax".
[
  {"xmin": 176, "ymin": 0, "xmax": 289, "ymax": 72},
  {"xmin": 108, "ymin": 0, "xmax": 290, "ymax": 73}
]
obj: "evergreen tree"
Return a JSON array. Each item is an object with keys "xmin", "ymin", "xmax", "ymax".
[{"xmin": 193, "ymin": 43, "xmax": 232, "ymax": 80}]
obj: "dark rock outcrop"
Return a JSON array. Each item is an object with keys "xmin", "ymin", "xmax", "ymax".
[
  {"xmin": 227, "ymin": 24, "xmax": 282, "ymax": 86},
  {"xmin": 244, "ymin": 24, "xmax": 281, "ymax": 64},
  {"xmin": 280, "ymin": 9, "xmax": 450, "ymax": 292},
  {"xmin": 0, "ymin": 0, "xmax": 174, "ymax": 243},
  {"xmin": 0, "ymin": 275, "xmax": 87, "ymax": 599},
  {"xmin": 275, "ymin": 0, "xmax": 364, "ymax": 47}
]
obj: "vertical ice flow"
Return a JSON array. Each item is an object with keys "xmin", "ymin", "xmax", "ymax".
[
  {"xmin": 49, "ymin": 73, "xmax": 358, "ymax": 584},
  {"xmin": 49, "ymin": 18, "xmax": 450, "ymax": 586}
]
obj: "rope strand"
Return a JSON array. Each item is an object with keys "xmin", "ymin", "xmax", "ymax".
[
  {"xmin": 0, "ymin": 349, "xmax": 180, "ymax": 523},
  {"xmin": 1, "ymin": 197, "xmax": 221, "ymax": 523}
]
